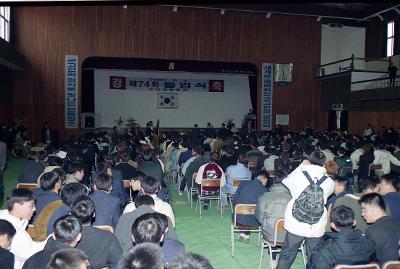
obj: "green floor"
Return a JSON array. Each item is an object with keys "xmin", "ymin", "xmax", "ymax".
[{"xmin": 2, "ymin": 158, "xmax": 305, "ymax": 269}]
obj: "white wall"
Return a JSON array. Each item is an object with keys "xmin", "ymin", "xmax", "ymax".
[
  {"xmin": 321, "ymin": 24, "xmax": 366, "ymax": 65},
  {"xmin": 94, "ymin": 69, "xmax": 253, "ymax": 128}
]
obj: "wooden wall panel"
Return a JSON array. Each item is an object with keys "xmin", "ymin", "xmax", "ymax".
[
  {"xmin": 11, "ymin": 5, "xmax": 324, "ymax": 141},
  {"xmin": 349, "ymin": 111, "xmax": 400, "ymax": 135}
]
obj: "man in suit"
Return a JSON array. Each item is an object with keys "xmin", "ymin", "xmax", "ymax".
[{"xmin": 90, "ymin": 173, "xmax": 121, "ymax": 229}]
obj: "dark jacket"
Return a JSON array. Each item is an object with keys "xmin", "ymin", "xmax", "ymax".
[
  {"xmin": 114, "ymin": 163, "xmax": 136, "ymax": 180},
  {"xmin": 233, "ymin": 179, "xmax": 267, "ymax": 227},
  {"xmin": 137, "ymin": 160, "xmax": 164, "ymax": 184},
  {"xmin": 0, "ymin": 247, "xmax": 14, "ymax": 269},
  {"xmin": 308, "ymin": 229, "xmax": 375, "ymax": 269},
  {"xmin": 365, "ymin": 216, "xmax": 400, "ymax": 262},
  {"xmin": 185, "ymin": 156, "xmax": 210, "ymax": 189},
  {"xmin": 384, "ymin": 192, "xmax": 400, "ymax": 221},
  {"xmin": 22, "ymin": 239, "xmax": 71, "ymax": 269},
  {"xmin": 76, "ymin": 226, "xmax": 122, "ymax": 269},
  {"xmin": 18, "ymin": 160, "xmax": 45, "ymax": 183},
  {"xmin": 111, "ymin": 168, "xmax": 130, "ymax": 207},
  {"xmin": 90, "ymin": 190, "xmax": 121, "ymax": 228},
  {"xmin": 32, "ymin": 188, "xmax": 61, "ymax": 222},
  {"xmin": 160, "ymin": 237, "xmax": 185, "ymax": 264}
]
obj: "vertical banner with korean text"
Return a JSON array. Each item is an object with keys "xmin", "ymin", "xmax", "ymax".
[
  {"xmin": 65, "ymin": 55, "xmax": 78, "ymax": 129},
  {"xmin": 261, "ymin": 63, "xmax": 273, "ymax": 130}
]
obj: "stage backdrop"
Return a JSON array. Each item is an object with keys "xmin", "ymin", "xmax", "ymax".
[{"xmin": 94, "ymin": 69, "xmax": 253, "ymax": 128}]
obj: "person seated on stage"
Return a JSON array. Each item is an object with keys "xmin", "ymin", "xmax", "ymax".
[
  {"xmin": 23, "ymin": 215, "xmax": 82, "ymax": 269},
  {"xmin": 90, "ymin": 173, "xmax": 121, "ymax": 228},
  {"xmin": 360, "ymin": 193, "xmax": 400, "ymax": 263},
  {"xmin": 124, "ymin": 176, "xmax": 175, "ymax": 227},
  {"xmin": 308, "ymin": 206, "xmax": 375, "ymax": 269},
  {"xmin": 220, "ymin": 154, "xmax": 252, "ymax": 208},
  {"xmin": 46, "ymin": 248, "xmax": 90, "ymax": 269},
  {"xmin": 0, "ymin": 219, "xmax": 16, "ymax": 269},
  {"xmin": 71, "ymin": 196, "xmax": 122, "ymax": 269}
]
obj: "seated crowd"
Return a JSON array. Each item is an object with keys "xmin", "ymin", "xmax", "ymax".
[{"xmin": 0, "ymin": 121, "xmax": 400, "ymax": 269}]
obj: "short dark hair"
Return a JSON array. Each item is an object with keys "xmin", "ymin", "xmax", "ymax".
[
  {"xmin": 119, "ymin": 242, "xmax": 163, "ymax": 269},
  {"xmin": 40, "ymin": 171, "xmax": 61, "ymax": 191},
  {"xmin": 60, "ymin": 183, "xmax": 88, "ymax": 206},
  {"xmin": 133, "ymin": 171, "xmax": 146, "ymax": 182},
  {"xmin": 131, "ymin": 213, "xmax": 164, "ymax": 244},
  {"xmin": 53, "ymin": 167, "xmax": 66, "ymax": 185},
  {"xmin": 168, "ymin": 252, "xmax": 214, "ymax": 269},
  {"xmin": 274, "ymin": 169, "xmax": 289, "ymax": 183},
  {"xmin": 70, "ymin": 196, "xmax": 95, "ymax": 225},
  {"xmin": 119, "ymin": 152, "xmax": 131, "ymax": 162},
  {"xmin": 141, "ymin": 176, "xmax": 160, "ymax": 195},
  {"xmin": 53, "ymin": 215, "xmax": 81, "ymax": 243},
  {"xmin": 330, "ymin": 205, "xmax": 355, "ymax": 230},
  {"xmin": 308, "ymin": 151, "xmax": 326, "ymax": 166},
  {"xmin": 254, "ymin": 170, "xmax": 269, "ymax": 179},
  {"xmin": 0, "ymin": 219, "xmax": 16, "ymax": 239},
  {"xmin": 6, "ymin": 189, "xmax": 35, "ymax": 211},
  {"xmin": 67, "ymin": 161, "xmax": 84, "ymax": 174},
  {"xmin": 237, "ymin": 154, "xmax": 247, "ymax": 164},
  {"xmin": 358, "ymin": 176, "xmax": 380, "ymax": 193},
  {"xmin": 96, "ymin": 162, "xmax": 111, "ymax": 174},
  {"xmin": 93, "ymin": 173, "xmax": 113, "ymax": 191},
  {"xmin": 334, "ymin": 176, "xmax": 349, "ymax": 190},
  {"xmin": 134, "ymin": 195, "xmax": 154, "ymax": 208},
  {"xmin": 381, "ymin": 173, "xmax": 399, "ymax": 191},
  {"xmin": 46, "ymin": 248, "xmax": 89, "ymax": 269},
  {"xmin": 359, "ymin": 193, "xmax": 387, "ymax": 212}
]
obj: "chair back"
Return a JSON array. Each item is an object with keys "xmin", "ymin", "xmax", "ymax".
[
  {"xmin": 232, "ymin": 179, "xmax": 243, "ymax": 187},
  {"xmin": 273, "ymin": 219, "xmax": 286, "ymax": 245},
  {"xmin": 383, "ymin": 261, "xmax": 400, "ymax": 269},
  {"xmin": 200, "ymin": 178, "xmax": 221, "ymax": 195},
  {"xmin": 94, "ymin": 225, "xmax": 114, "ymax": 234},
  {"xmin": 369, "ymin": 163, "xmax": 383, "ymax": 176},
  {"xmin": 233, "ymin": 204, "xmax": 256, "ymax": 226},
  {"xmin": 17, "ymin": 183, "xmax": 38, "ymax": 191},
  {"xmin": 334, "ymin": 264, "xmax": 380, "ymax": 269},
  {"xmin": 123, "ymin": 180, "xmax": 131, "ymax": 189}
]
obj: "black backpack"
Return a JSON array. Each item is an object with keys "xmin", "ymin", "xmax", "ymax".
[{"xmin": 292, "ymin": 171, "xmax": 327, "ymax": 225}]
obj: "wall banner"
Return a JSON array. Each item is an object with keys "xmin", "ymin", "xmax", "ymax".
[
  {"xmin": 65, "ymin": 55, "xmax": 79, "ymax": 129},
  {"xmin": 261, "ymin": 63, "xmax": 273, "ymax": 130},
  {"xmin": 109, "ymin": 76, "xmax": 224, "ymax": 92}
]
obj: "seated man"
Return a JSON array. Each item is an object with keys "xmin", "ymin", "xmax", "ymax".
[
  {"xmin": 90, "ymin": 173, "xmax": 121, "ymax": 228},
  {"xmin": 32, "ymin": 171, "xmax": 62, "ymax": 221},
  {"xmin": 308, "ymin": 206, "xmax": 375, "ymax": 269},
  {"xmin": 256, "ymin": 170, "xmax": 291, "ymax": 243},
  {"xmin": 123, "ymin": 176, "xmax": 175, "ymax": 227},
  {"xmin": 41, "ymin": 182, "xmax": 87, "ymax": 237},
  {"xmin": 0, "ymin": 189, "xmax": 47, "ymax": 269},
  {"xmin": 330, "ymin": 176, "xmax": 381, "ymax": 234},
  {"xmin": 71, "ymin": 196, "xmax": 122, "ymax": 269},
  {"xmin": 119, "ymin": 243, "xmax": 164, "ymax": 269},
  {"xmin": 131, "ymin": 213, "xmax": 185, "ymax": 264},
  {"xmin": 0, "ymin": 219, "xmax": 16, "ymax": 269},
  {"xmin": 220, "ymin": 154, "xmax": 252, "ymax": 208},
  {"xmin": 233, "ymin": 171, "xmax": 269, "ymax": 242},
  {"xmin": 115, "ymin": 195, "xmax": 176, "ymax": 253},
  {"xmin": 64, "ymin": 161, "xmax": 90, "ymax": 194},
  {"xmin": 379, "ymin": 173, "xmax": 400, "ymax": 221},
  {"xmin": 23, "ymin": 215, "xmax": 82, "ymax": 269},
  {"xmin": 46, "ymin": 248, "xmax": 89, "ymax": 269},
  {"xmin": 360, "ymin": 192, "xmax": 400, "ymax": 263},
  {"xmin": 326, "ymin": 176, "xmax": 350, "ymax": 210}
]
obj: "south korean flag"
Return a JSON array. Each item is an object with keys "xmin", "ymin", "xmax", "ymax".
[{"xmin": 156, "ymin": 92, "xmax": 178, "ymax": 109}]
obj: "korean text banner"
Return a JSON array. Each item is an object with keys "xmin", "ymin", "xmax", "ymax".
[
  {"xmin": 65, "ymin": 55, "xmax": 78, "ymax": 129},
  {"xmin": 109, "ymin": 76, "xmax": 224, "ymax": 92},
  {"xmin": 261, "ymin": 63, "xmax": 273, "ymax": 130}
]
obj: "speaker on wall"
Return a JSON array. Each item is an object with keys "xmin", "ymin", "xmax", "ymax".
[{"xmin": 81, "ymin": 113, "xmax": 100, "ymax": 129}]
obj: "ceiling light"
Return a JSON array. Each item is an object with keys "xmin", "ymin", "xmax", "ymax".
[
  {"xmin": 220, "ymin": 9, "xmax": 225, "ymax": 15},
  {"xmin": 173, "ymin": 6, "xmax": 178, "ymax": 12}
]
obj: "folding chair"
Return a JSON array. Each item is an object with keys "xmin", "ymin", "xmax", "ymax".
[
  {"xmin": 227, "ymin": 179, "xmax": 246, "ymax": 212},
  {"xmin": 383, "ymin": 261, "xmax": 400, "ymax": 269},
  {"xmin": 334, "ymin": 264, "xmax": 380, "ymax": 269},
  {"xmin": 122, "ymin": 180, "xmax": 133, "ymax": 202},
  {"xmin": 259, "ymin": 219, "xmax": 307, "ymax": 269},
  {"xmin": 17, "ymin": 183, "xmax": 38, "ymax": 191},
  {"xmin": 195, "ymin": 178, "xmax": 222, "ymax": 218},
  {"xmin": 231, "ymin": 204, "xmax": 261, "ymax": 257},
  {"xmin": 187, "ymin": 173, "xmax": 198, "ymax": 208},
  {"xmin": 94, "ymin": 225, "xmax": 114, "ymax": 234},
  {"xmin": 368, "ymin": 164, "xmax": 382, "ymax": 177}
]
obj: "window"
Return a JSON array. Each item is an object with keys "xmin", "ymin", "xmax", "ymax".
[
  {"xmin": 387, "ymin": 20, "xmax": 395, "ymax": 57},
  {"xmin": 0, "ymin": 6, "xmax": 10, "ymax": 42}
]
